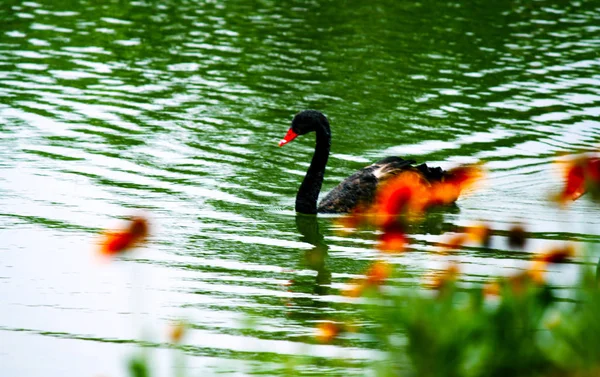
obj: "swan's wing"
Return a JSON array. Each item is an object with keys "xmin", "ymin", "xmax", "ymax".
[
  {"xmin": 317, "ymin": 169, "xmax": 378, "ymax": 213},
  {"xmin": 373, "ymin": 158, "xmax": 448, "ymax": 184},
  {"xmin": 371, "ymin": 156, "xmax": 417, "ymax": 182},
  {"xmin": 317, "ymin": 157, "xmax": 416, "ymax": 213}
]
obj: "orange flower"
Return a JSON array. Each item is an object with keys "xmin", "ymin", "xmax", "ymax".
[
  {"xmin": 437, "ymin": 233, "xmax": 468, "ymax": 254},
  {"xmin": 342, "ymin": 261, "xmax": 392, "ymax": 298},
  {"xmin": 425, "ymin": 264, "xmax": 460, "ymax": 290},
  {"xmin": 169, "ymin": 321, "xmax": 187, "ymax": 343},
  {"xmin": 372, "ymin": 171, "xmax": 430, "ymax": 225},
  {"xmin": 99, "ymin": 216, "xmax": 149, "ymax": 256},
  {"xmin": 534, "ymin": 244, "xmax": 576, "ymax": 264},
  {"xmin": 373, "ymin": 165, "xmax": 484, "ymax": 224},
  {"xmin": 377, "ymin": 224, "xmax": 407, "ymax": 252},
  {"xmin": 342, "ymin": 281, "xmax": 364, "ymax": 298},
  {"xmin": 465, "ymin": 223, "xmax": 492, "ymax": 247},
  {"xmin": 426, "ymin": 165, "xmax": 483, "ymax": 206},
  {"xmin": 436, "ymin": 223, "xmax": 491, "ymax": 253},
  {"xmin": 378, "ymin": 232, "xmax": 407, "ymax": 252},
  {"xmin": 428, "ymin": 182, "xmax": 462, "ymax": 206},
  {"xmin": 444, "ymin": 164, "xmax": 485, "ymax": 193},
  {"xmin": 523, "ymin": 244, "xmax": 576, "ymax": 283},
  {"xmin": 485, "ymin": 261, "xmax": 550, "ymax": 298},
  {"xmin": 511, "ymin": 263, "xmax": 551, "ymax": 292},
  {"xmin": 482, "ymin": 281, "xmax": 501, "ymax": 297},
  {"xmin": 527, "ymin": 261, "xmax": 547, "ymax": 284},
  {"xmin": 316, "ymin": 321, "xmax": 341, "ymax": 343},
  {"xmin": 500, "ymin": 270, "xmax": 538, "ymax": 294},
  {"xmin": 368, "ymin": 164, "xmax": 484, "ymax": 229},
  {"xmin": 365, "ymin": 260, "xmax": 392, "ymax": 286}
]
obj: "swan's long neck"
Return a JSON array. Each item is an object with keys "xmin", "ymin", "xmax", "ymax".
[{"xmin": 295, "ymin": 124, "xmax": 331, "ymax": 214}]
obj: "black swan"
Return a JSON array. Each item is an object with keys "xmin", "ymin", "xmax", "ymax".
[{"xmin": 279, "ymin": 110, "xmax": 451, "ymax": 215}]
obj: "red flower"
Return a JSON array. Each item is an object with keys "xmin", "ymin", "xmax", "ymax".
[
  {"xmin": 554, "ymin": 155, "xmax": 600, "ymax": 205},
  {"xmin": 377, "ymin": 224, "xmax": 407, "ymax": 252},
  {"xmin": 373, "ymin": 171, "xmax": 429, "ymax": 225},
  {"xmin": 445, "ymin": 164, "xmax": 484, "ymax": 190},
  {"xmin": 373, "ymin": 164, "xmax": 484, "ymax": 226},
  {"xmin": 559, "ymin": 162, "xmax": 586, "ymax": 204},
  {"xmin": 99, "ymin": 216, "xmax": 149, "ymax": 256}
]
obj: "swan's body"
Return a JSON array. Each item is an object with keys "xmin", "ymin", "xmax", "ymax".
[
  {"xmin": 317, "ymin": 156, "xmax": 447, "ymax": 213},
  {"xmin": 279, "ymin": 110, "xmax": 450, "ymax": 215}
]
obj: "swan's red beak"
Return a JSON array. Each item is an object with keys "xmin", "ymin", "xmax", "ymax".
[{"xmin": 278, "ymin": 128, "xmax": 298, "ymax": 147}]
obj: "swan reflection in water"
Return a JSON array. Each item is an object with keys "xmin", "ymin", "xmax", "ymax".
[
  {"xmin": 283, "ymin": 214, "xmax": 331, "ymax": 318},
  {"xmin": 284, "ymin": 208, "xmax": 458, "ymax": 310}
]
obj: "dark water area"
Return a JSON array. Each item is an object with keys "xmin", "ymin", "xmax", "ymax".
[{"xmin": 1, "ymin": 0, "xmax": 599, "ymax": 375}]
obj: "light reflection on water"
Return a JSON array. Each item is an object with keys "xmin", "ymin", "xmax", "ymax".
[{"xmin": 0, "ymin": 0, "xmax": 599, "ymax": 375}]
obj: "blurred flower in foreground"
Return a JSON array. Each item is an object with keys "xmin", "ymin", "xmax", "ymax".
[
  {"xmin": 483, "ymin": 269, "xmax": 545, "ymax": 298},
  {"xmin": 377, "ymin": 223, "xmax": 407, "ymax": 252},
  {"xmin": 334, "ymin": 164, "xmax": 484, "ymax": 242},
  {"xmin": 529, "ymin": 243, "xmax": 577, "ymax": 283},
  {"xmin": 437, "ymin": 223, "xmax": 491, "ymax": 253},
  {"xmin": 534, "ymin": 243, "xmax": 576, "ymax": 264},
  {"xmin": 169, "ymin": 320, "xmax": 187, "ymax": 344},
  {"xmin": 424, "ymin": 264, "xmax": 460, "ymax": 291},
  {"xmin": 484, "ymin": 243, "xmax": 576, "ymax": 296},
  {"xmin": 553, "ymin": 155, "xmax": 600, "ymax": 206},
  {"xmin": 373, "ymin": 171, "xmax": 430, "ymax": 226},
  {"xmin": 343, "ymin": 260, "xmax": 392, "ymax": 298},
  {"xmin": 366, "ymin": 260, "xmax": 392, "ymax": 286},
  {"xmin": 316, "ymin": 321, "xmax": 342, "ymax": 343},
  {"xmin": 437, "ymin": 233, "xmax": 468, "ymax": 254},
  {"xmin": 483, "ymin": 281, "xmax": 501, "ymax": 297},
  {"xmin": 429, "ymin": 164, "xmax": 485, "ymax": 207},
  {"xmin": 507, "ymin": 223, "xmax": 527, "ymax": 249},
  {"xmin": 99, "ymin": 216, "xmax": 149, "ymax": 256},
  {"xmin": 466, "ymin": 223, "xmax": 492, "ymax": 247},
  {"xmin": 373, "ymin": 164, "xmax": 485, "ymax": 226}
]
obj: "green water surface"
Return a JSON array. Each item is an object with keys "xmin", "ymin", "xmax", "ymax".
[{"xmin": 1, "ymin": 0, "xmax": 599, "ymax": 376}]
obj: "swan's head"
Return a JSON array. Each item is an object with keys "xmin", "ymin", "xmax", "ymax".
[{"xmin": 278, "ymin": 110, "xmax": 329, "ymax": 147}]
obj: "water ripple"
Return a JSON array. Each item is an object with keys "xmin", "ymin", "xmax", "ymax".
[{"xmin": 1, "ymin": 0, "xmax": 600, "ymax": 375}]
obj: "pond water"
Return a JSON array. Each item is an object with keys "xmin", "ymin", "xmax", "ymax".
[{"xmin": 1, "ymin": 0, "xmax": 599, "ymax": 375}]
